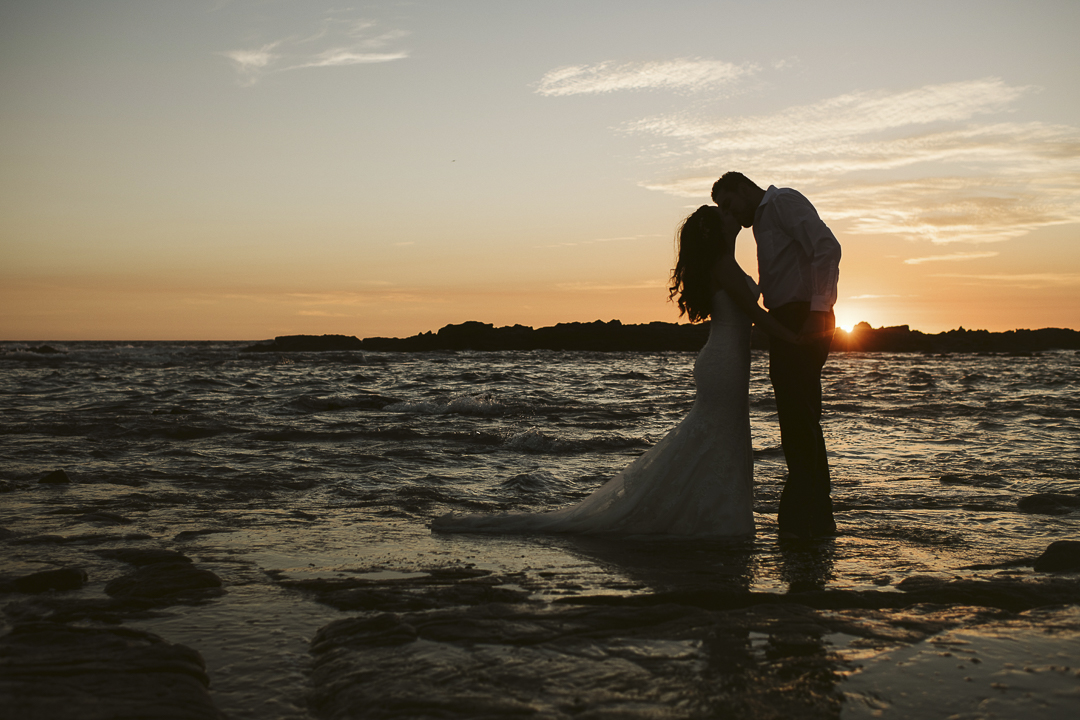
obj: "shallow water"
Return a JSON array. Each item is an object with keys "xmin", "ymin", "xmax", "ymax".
[{"xmin": 1, "ymin": 342, "xmax": 1078, "ymax": 717}]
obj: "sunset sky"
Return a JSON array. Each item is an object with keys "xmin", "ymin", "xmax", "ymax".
[{"xmin": 3, "ymin": 0, "xmax": 1079, "ymax": 340}]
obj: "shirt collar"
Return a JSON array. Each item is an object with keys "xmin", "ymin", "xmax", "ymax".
[
  {"xmin": 755, "ymin": 184, "xmax": 779, "ymax": 221},
  {"xmin": 760, "ymin": 185, "xmax": 780, "ymax": 208}
]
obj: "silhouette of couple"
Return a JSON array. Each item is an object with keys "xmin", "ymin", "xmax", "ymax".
[{"xmin": 434, "ymin": 173, "xmax": 841, "ymax": 541}]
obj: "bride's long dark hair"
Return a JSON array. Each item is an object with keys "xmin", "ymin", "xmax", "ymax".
[{"xmin": 669, "ymin": 205, "xmax": 724, "ymax": 323}]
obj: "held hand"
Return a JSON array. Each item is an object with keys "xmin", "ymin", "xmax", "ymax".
[
  {"xmin": 799, "ymin": 311, "xmax": 834, "ymax": 336},
  {"xmin": 793, "ymin": 329, "xmax": 835, "ymax": 345},
  {"xmin": 793, "ymin": 312, "xmax": 835, "ymax": 344}
]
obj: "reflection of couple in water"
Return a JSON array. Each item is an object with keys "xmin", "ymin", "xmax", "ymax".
[{"xmin": 434, "ymin": 172, "xmax": 842, "ymax": 542}]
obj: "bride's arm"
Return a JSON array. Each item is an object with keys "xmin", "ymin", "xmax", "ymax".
[{"xmin": 709, "ymin": 232, "xmax": 799, "ymax": 344}]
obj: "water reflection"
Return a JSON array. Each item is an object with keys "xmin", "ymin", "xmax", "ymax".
[
  {"xmin": 778, "ymin": 537, "xmax": 838, "ymax": 592},
  {"xmin": 548, "ymin": 534, "xmax": 845, "ymax": 718},
  {"xmin": 558, "ymin": 534, "xmax": 757, "ymax": 593}
]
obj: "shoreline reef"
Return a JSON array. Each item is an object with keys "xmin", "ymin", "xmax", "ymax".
[{"xmin": 242, "ymin": 321, "xmax": 1080, "ymax": 354}]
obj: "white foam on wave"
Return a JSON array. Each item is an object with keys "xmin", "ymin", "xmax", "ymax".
[{"xmin": 504, "ymin": 427, "xmax": 554, "ymax": 451}]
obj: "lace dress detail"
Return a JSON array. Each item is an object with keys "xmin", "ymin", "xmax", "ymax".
[{"xmin": 432, "ymin": 280, "xmax": 757, "ymax": 537}]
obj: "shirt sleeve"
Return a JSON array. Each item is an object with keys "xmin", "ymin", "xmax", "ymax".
[{"xmin": 777, "ymin": 192, "xmax": 842, "ymax": 312}]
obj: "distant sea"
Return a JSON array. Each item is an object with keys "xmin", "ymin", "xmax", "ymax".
[{"xmin": 2, "ymin": 340, "xmax": 1078, "ymax": 717}]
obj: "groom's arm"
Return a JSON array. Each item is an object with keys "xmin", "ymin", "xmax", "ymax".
[{"xmin": 711, "ymin": 253, "xmax": 799, "ymax": 344}]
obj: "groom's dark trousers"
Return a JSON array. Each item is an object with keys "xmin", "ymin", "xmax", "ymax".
[{"xmin": 770, "ymin": 302, "xmax": 836, "ymax": 538}]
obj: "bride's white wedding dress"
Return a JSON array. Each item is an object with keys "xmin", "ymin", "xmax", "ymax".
[{"xmin": 432, "ymin": 280, "xmax": 756, "ymax": 537}]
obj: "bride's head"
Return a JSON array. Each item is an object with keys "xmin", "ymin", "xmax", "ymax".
[{"xmin": 669, "ymin": 205, "xmax": 725, "ymax": 323}]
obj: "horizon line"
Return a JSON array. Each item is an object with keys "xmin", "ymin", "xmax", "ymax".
[{"xmin": 4, "ymin": 321, "xmax": 1079, "ymax": 345}]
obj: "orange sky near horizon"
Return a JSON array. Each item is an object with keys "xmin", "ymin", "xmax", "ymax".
[{"xmin": 2, "ymin": 1, "xmax": 1079, "ymax": 341}]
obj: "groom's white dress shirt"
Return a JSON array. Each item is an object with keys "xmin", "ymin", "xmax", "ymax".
[{"xmin": 753, "ymin": 185, "xmax": 841, "ymax": 313}]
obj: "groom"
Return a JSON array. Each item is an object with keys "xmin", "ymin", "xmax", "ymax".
[{"xmin": 712, "ymin": 172, "xmax": 842, "ymax": 540}]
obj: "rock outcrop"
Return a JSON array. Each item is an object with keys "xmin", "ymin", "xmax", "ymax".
[
  {"xmin": 0, "ymin": 623, "xmax": 225, "ymax": 719},
  {"xmin": 104, "ymin": 561, "xmax": 223, "ymax": 601},
  {"xmin": 1033, "ymin": 540, "xmax": 1080, "ymax": 572},
  {"xmin": 242, "ymin": 324, "xmax": 1080, "ymax": 354}
]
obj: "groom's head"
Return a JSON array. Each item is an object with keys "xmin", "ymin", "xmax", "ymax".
[{"xmin": 711, "ymin": 172, "xmax": 764, "ymax": 229}]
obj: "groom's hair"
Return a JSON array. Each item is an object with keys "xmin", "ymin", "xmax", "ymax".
[{"xmin": 711, "ymin": 172, "xmax": 761, "ymax": 203}]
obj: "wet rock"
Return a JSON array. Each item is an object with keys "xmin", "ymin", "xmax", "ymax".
[
  {"xmin": 104, "ymin": 561, "xmax": 223, "ymax": 601},
  {"xmin": 77, "ymin": 511, "xmax": 132, "ymax": 525},
  {"xmin": 283, "ymin": 577, "xmax": 532, "ymax": 612},
  {"xmin": 563, "ymin": 577, "xmax": 1080, "ymax": 614},
  {"xmin": 894, "ymin": 575, "xmax": 943, "ymax": 593},
  {"xmin": 3, "ymin": 597, "xmax": 160, "ymax": 624},
  {"xmin": 95, "ymin": 548, "xmax": 191, "ymax": 567},
  {"xmin": 312, "ymin": 614, "xmax": 419, "ymax": 649},
  {"xmin": 1018, "ymin": 493, "xmax": 1080, "ymax": 515},
  {"xmin": 893, "ymin": 576, "xmax": 1080, "ymax": 611},
  {"xmin": 173, "ymin": 528, "xmax": 236, "ymax": 541},
  {"xmin": 939, "ymin": 473, "xmax": 1008, "ymax": 488},
  {"xmin": 26, "ymin": 344, "xmax": 65, "ymax": 354},
  {"xmin": 1033, "ymin": 540, "xmax": 1080, "ymax": 572},
  {"xmin": 9, "ymin": 532, "xmax": 153, "ymax": 546},
  {"xmin": 241, "ymin": 334, "xmax": 365, "ymax": 352},
  {"xmin": 37, "ymin": 470, "xmax": 70, "ymax": 484},
  {"xmin": 0, "ymin": 622, "xmax": 224, "ymax": 719},
  {"xmin": 7, "ymin": 534, "xmax": 67, "ymax": 546},
  {"xmin": 301, "ymin": 566, "xmax": 1080, "ymax": 720},
  {"xmin": 307, "ymin": 601, "xmax": 845, "ymax": 720},
  {"xmin": 46, "ymin": 507, "xmax": 136, "ymax": 524},
  {"xmin": 2, "ymin": 568, "xmax": 88, "ymax": 594},
  {"xmin": 279, "ymin": 567, "xmax": 534, "ymax": 612}
]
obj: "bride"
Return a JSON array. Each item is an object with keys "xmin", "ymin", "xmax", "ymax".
[{"xmin": 432, "ymin": 206, "xmax": 799, "ymax": 537}]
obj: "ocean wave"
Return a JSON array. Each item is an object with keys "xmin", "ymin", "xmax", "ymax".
[
  {"xmin": 503, "ymin": 427, "xmax": 650, "ymax": 454},
  {"xmin": 384, "ymin": 394, "xmax": 528, "ymax": 417},
  {"xmin": 252, "ymin": 429, "xmax": 367, "ymax": 443},
  {"xmin": 0, "ymin": 343, "xmax": 71, "ymax": 360},
  {"xmin": 289, "ymin": 393, "xmax": 399, "ymax": 412},
  {"xmin": 499, "ymin": 470, "xmax": 580, "ymax": 495}
]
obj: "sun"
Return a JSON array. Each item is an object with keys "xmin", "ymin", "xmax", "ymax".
[{"xmin": 833, "ymin": 306, "xmax": 862, "ymax": 334}]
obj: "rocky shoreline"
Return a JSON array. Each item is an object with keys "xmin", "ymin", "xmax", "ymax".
[{"xmin": 241, "ymin": 323, "xmax": 1080, "ymax": 354}]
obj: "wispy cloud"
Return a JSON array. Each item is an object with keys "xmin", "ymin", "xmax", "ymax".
[
  {"xmin": 541, "ymin": 234, "xmax": 660, "ymax": 249},
  {"xmin": 290, "ymin": 49, "xmax": 408, "ymax": 70},
  {"xmin": 929, "ymin": 273, "xmax": 1080, "ymax": 288},
  {"xmin": 222, "ymin": 44, "xmax": 279, "ymax": 83},
  {"xmin": 905, "ymin": 251, "xmax": 999, "ymax": 265},
  {"xmin": 847, "ymin": 294, "xmax": 904, "ymax": 300},
  {"xmin": 223, "ymin": 15, "xmax": 407, "ymax": 85},
  {"xmin": 537, "ymin": 59, "xmax": 757, "ymax": 97},
  {"xmin": 616, "ymin": 78, "xmax": 1080, "ymax": 244},
  {"xmin": 555, "ymin": 280, "xmax": 666, "ymax": 291}
]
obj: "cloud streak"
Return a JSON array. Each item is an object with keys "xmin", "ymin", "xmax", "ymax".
[
  {"xmin": 905, "ymin": 251, "xmax": 999, "ymax": 265},
  {"xmin": 555, "ymin": 280, "xmax": 665, "ymax": 291},
  {"xmin": 617, "ymin": 78, "xmax": 1080, "ymax": 244},
  {"xmin": 289, "ymin": 50, "xmax": 408, "ymax": 70},
  {"xmin": 846, "ymin": 294, "xmax": 903, "ymax": 300},
  {"xmin": 929, "ymin": 273, "xmax": 1080, "ymax": 288},
  {"xmin": 541, "ymin": 234, "xmax": 660, "ymax": 248},
  {"xmin": 223, "ymin": 15, "xmax": 407, "ymax": 85},
  {"xmin": 537, "ymin": 59, "xmax": 757, "ymax": 96}
]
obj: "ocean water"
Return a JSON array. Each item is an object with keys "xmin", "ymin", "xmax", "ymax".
[{"xmin": 2, "ymin": 341, "xmax": 1078, "ymax": 717}]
